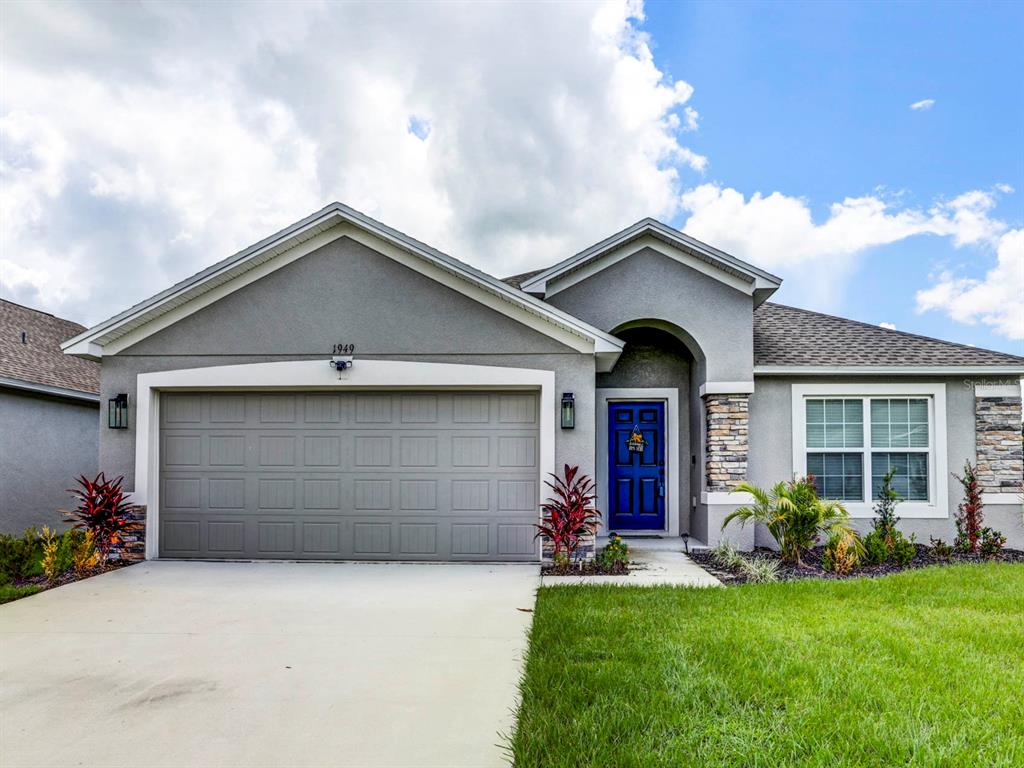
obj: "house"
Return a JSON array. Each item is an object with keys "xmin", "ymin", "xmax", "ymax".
[
  {"xmin": 1, "ymin": 300, "xmax": 100, "ymax": 534},
  {"xmin": 60, "ymin": 203, "xmax": 1024, "ymax": 560}
]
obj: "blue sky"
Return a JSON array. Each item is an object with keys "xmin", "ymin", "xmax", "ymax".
[
  {"xmin": 646, "ymin": 0, "xmax": 1023, "ymax": 352},
  {"xmin": 0, "ymin": 0, "xmax": 1021, "ymax": 354}
]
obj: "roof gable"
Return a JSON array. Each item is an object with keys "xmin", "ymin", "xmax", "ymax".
[
  {"xmin": 62, "ymin": 203, "xmax": 623, "ymax": 367},
  {"xmin": 517, "ymin": 218, "xmax": 782, "ymax": 306},
  {"xmin": 754, "ymin": 303, "xmax": 1024, "ymax": 372}
]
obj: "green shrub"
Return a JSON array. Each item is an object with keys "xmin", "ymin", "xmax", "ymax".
[
  {"xmin": 872, "ymin": 468, "xmax": 902, "ymax": 542},
  {"xmin": 978, "ymin": 527, "xmax": 1006, "ymax": 559},
  {"xmin": 862, "ymin": 530, "xmax": 889, "ymax": 566},
  {"xmin": 891, "ymin": 533, "xmax": 917, "ymax": 566},
  {"xmin": 930, "ymin": 537, "xmax": 954, "ymax": 561},
  {"xmin": 596, "ymin": 535, "xmax": 630, "ymax": 570},
  {"xmin": 0, "ymin": 527, "xmax": 44, "ymax": 582}
]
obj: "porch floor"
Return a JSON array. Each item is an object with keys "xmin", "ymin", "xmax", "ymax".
[{"xmin": 543, "ymin": 537, "xmax": 720, "ymax": 587}]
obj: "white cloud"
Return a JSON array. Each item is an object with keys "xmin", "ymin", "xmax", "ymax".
[
  {"xmin": 916, "ymin": 229, "xmax": 1024, "ymax": 340},
  {"xmin": 678, "ymin": 184, "xmax": 1017, "ymax": 323},
  {"xmin": 879, "ymin": 322, "xmax": 897, "ymax": 330},
  {"xmin": 0, "ymin": 0, "xmax": 704, "ymax": 324},
  {"xmin": 909, "ymin": 99, "xmax": 935, "ymax": 111},
  {"xmin": 679, "ymin": 185, "xmax": 1008, "ymax": 270}
]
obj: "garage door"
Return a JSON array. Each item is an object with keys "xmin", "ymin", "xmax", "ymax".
[{"xmin": 158, "ymin": 391, "xmax": 540, "ymax": 561}]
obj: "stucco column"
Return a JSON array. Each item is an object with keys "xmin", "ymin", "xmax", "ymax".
[{"xmin": 704, "ymin": 393, "xmax": 750, "ymax": 492}]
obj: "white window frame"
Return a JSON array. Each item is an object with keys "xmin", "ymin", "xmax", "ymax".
[{"xmin": 792, "ymin": 383, "xmax": 948, "ymax": 519}]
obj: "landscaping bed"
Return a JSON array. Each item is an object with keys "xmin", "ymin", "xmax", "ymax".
[
  {"xmin": 1, "ymin": 560, "xmax": 131, "ymax": 605},
  {"xmin": 511, "ymin": 563, "xmax": 1024, "ymax": 767},
  {"xmin": 540, "ymin": 560, "xmax": 629, "ymax": 576},
  {"xmin": 692, "ymin": 544, "xmax": 1024, "ymax": 584}
]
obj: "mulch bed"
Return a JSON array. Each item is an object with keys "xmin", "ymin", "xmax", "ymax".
[
  {"xmin": 691, "ymin": 545, "xmax": 1024, "ymax": 585},
  {"xmin": 541, "ymin": 561, "xmax": 629, "ymax": 576},
  {"xmin": 10, "ymin": 560, "xmax": 133, "ymax": 593}
]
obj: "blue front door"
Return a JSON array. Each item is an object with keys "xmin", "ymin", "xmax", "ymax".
[{"xmin": 608, "ymin": 401, "xmax": 666, "ymax": 530}]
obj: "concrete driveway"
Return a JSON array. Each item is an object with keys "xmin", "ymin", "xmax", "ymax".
[{"xmin": 0, "ymin": 560, "xmax": 538, "ymax": 768}]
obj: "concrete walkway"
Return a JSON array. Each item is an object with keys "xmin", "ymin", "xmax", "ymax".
[
  {"xmin": 541, "ymin": 539, "xmax": 721, "ymax": 587},
  {"xmin": 0, "ymin": 560, "xmax": 538, "ymax": 768}
]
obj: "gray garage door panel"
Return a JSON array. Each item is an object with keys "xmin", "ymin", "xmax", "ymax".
[{"xmin": 158, "ymin": 391, "xmax": 539, "ymax": 561}]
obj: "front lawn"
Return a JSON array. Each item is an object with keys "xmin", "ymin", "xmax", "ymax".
[
  {"xmin": 0, "ymin": 584, "xmax": 42, "ymax": 605},
  {"xmin": 511, "ymin": 564, "xmax": 1024, "ymax": 767}
]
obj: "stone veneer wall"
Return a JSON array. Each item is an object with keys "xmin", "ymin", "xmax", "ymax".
[
  {"xmin": 108, "ymin": 505, "xmax": 147, "ymax": 563},
  {"xmin": 975, "ymin": 396, "xmax": 1023, "ymax": 493},
  {"xmin": 705, "ymin": 394, "xmax": 750, "ymax": 492}
]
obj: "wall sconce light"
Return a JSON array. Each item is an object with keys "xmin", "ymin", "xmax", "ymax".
[
  {"xmin": 108, "ymin": 393, "xmax": 129, "ymax": 429},
  {"xmin": 560, "ymin": 392, "xmax": 575, "ymax": 429}
]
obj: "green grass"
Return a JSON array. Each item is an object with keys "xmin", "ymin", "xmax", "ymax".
[
  {"xmin": 511, "ymin": 564, "xmax": 1024, "ymax": 767},
  {"xmin": 0, "ymin": 583, "xmax": 42, "ymax": 605}
]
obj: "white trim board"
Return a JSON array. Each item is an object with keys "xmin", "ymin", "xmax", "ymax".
[
  {"xmin": 790, "ymin": 382, "xmax": 949, "ymax": 519},
  {"xmin": 63, "ymin": 203, "xmax": 624, "ymax": 369},
  {"xmin": 699, "ymin": 381, "xmax": 755, "ymax": 397},
  {"xmin": 520, "ymin": 218, "xmax": 781, "ymax": 302},
  {"xmin": 980, "ymin": 493, "xmax": 1023, "ymax": 505},
  {"xmin": 134, "ymin": 359, "xmax": 556, "ymax": 560},
  {"xmin": 975, "ymin": 383, "xmax": 1022, "ymax": 398},
  {"xmin": 595, "ymin": 388, "xmax": 680, "ymax": 538}
]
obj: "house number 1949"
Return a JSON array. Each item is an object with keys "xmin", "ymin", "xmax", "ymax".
[{"xmin": 332, "ymin": 343, "xmax": 355, "ymax": 354}]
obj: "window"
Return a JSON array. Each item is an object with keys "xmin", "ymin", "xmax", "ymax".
[{"xmin": 803, "ymin": 397, "xmax": 932, "ymax": 504}]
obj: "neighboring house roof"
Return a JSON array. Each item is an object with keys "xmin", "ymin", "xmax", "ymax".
[
  {"xmin": 0, "ymin": 299, "xmax": 100, "ymax": 399},
  {"xmin": 62, "ymin": 202, "xmax": 624, "ymax": 369},
  {"xmin": 515, "ymin": 218, "xmax": 783, "ymax": 306},
  {"xmin": 753, "ymin": 302, "xmax": 1024, "ymax": 373}
]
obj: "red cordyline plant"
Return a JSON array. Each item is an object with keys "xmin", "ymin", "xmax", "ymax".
[
  {"xmin": 953, "ymin": 461, "xmax": 984, "ymax": 553},
  {"xmin": 62, "ymin": 473, "xmax": 134, "ymax": 563},
  {"xmin": 535, "ymin": 464, "xmax": 601, "ymax": 565}
]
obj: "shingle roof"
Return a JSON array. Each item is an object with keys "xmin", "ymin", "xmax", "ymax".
[
  {"xmin": 0, "ymin": 300, "xmax": 100, "ymax": 394},
  {"xmin": 753, "ymin": 302, "xmax": 1024, "ymax": 368},
  {"xmin": 502, "ymin": 268, "xmax": 548, "ymax": 290}
]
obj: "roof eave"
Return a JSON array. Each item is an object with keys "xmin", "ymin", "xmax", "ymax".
[
  {"xmin": 754, "ymin": 365, "xmax": 1024, "ymax": 376},
  {"xmin": 519, "ymin": 218, "xmax": 783, "ymax": 297},
  {"xmin": 61, "ymin": 202, "xmax": 623, "ymax": 360}
]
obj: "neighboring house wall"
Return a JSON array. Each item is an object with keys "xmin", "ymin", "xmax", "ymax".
[
  {"xmin": 0, "ymin": 389, "xmax": 98, "ymax": 534},
  {"xmin": 748, "ymin": 375, "xmax": 1024, "ymax": 549},
  {"xmin": 100, "ymin": 236, "xmax": 598, "ymax": 493}
]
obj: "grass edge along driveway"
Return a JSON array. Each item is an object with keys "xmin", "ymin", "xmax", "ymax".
[{"xmin": 511, "ymin": 563, "xmax": 1024, "ymax": 768}]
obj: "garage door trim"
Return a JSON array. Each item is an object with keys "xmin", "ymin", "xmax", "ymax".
[{"xmin": 133, "ymin": 359, "xmax": 556, "ymax": 560}]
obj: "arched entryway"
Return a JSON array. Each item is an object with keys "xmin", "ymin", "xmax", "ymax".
[{"xmin": 596, "ymin": 322, "xmax": 705, "ymax": 539}]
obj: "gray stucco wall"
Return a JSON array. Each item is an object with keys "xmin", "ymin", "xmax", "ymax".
[
  {"xmin": 748, "ymin": 375, "xmax": 1024, "ymax": 549},
  {"xmin": 0, "ymin": 389, "xmax": 99, "ymax": 534},
  {"xmin": 597, "ymin": 327, "xmax": 693, "ymax": 534},
  {"xmin": 544, "ymin": 247, "xmax": 755, "ymax": 383},
  {"xmin": 102, "ymin": 236, "xmax": 597, "ymax": 494},
  {"xmin": 125, "ymin": 237, "xmax": 571, "ymax": 357}
]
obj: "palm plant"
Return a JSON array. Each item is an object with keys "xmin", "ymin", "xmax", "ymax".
[
  {"xmin": 723, "ymin": 477, "xmax": 855, "ymax": 567},
  {"xmin": 535, "ymin": 464, "xmax": 601, "ymax": 565}
]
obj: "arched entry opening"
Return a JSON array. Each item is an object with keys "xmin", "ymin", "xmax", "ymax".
[{"xmin": 596, "ymin": 320, "xmax": 707, "ymax": 539}]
